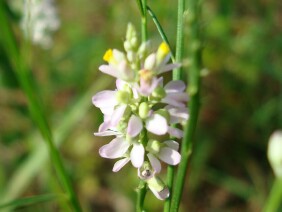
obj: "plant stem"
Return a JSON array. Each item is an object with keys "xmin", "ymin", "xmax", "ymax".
[
  {"xmin": 141, "ymin": 0, "xmax": 148, "ymax": 43},
  {"xmin": 136, "ymin": 181, "xmax": 147, "ymax": 212},
  {"xmin": 164, "ymin": 166, "xmax": 174, "ymax": 212},
  {"xmin": 263, "ymin": 178, "xmax": 282, "ymax": 212},
  {"xmin": 135, "ymin": 0, "xmax": 148, "ymax": 210},
  {"xmin": 174, "ymin": 0, "xmax": 185, "ymax": 80},
  {"xmin": 164, "ymin": 0, "xmax": 187, "ymax": 211},
  {"xmin": 170, "ymin": 0, "xmax": 202, "ymax": 210},
  {"xmin": 0, "ymin": 3, "xmax": 81, "ymax": 211}
]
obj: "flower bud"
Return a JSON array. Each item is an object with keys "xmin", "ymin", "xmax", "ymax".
[
  {"xmin": 127, "ymin": 51, "xmax": 135, "ymax": 62},
  {"xmin": 147, "ymin": 176, "xmax": 170, "ymax": 200},
  {"xmin": 124, "ymin": 40, "xmax": 131, "ymax": 51},
  {"xmin": 137, "ymin": 42, "xmax": 148, "ymax": 59},
  {"xmin": 130, "ymin": 37, "xmax": 138, "ymax": 48},
  {"xmin": 138, "ymin": 102, "xmax": 150, "ymax": 119},
  {"xmin": 152, "ymin": 86, "xmax": 166, "ymax": 100},
  {"xmin": 116, "ymin": 90, "xmax": 130, "ymax": 104},
  {"xmin": 144, "ymin": 54, "xmax": 156, "ymax": 70},
  {"xmin": 146, "ymin": 139, "xmax": 161, "ymax": 155},
  {"xmin": 268, "ymin": 130, "xmax": 282, "ymax": 178}
]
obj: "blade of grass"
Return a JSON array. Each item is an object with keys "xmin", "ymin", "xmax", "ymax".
[
  {"xmin": 0, "ymin": 4, "xmax": 81, "ymax": 210},
  {"xmin": 0, "ymin": 193, "xmax": 66, "ymax": 210},
  {"xmin": 0, "ymin": 76, "xmax": 112, "ymax": 203}
]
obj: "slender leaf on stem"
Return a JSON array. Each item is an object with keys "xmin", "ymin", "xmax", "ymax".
[
  {"xmin": 146, "ymin": 6, "xmax": 175, "ymax": 62},
  {"xmin": 0, "ymin": 194, "xmax": 66, "ymax": 210},
  {"xmin": 136, "ymin": 0, "xmax": 144, "ymax": 16}
]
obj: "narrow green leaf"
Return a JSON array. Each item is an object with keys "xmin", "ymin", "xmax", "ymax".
[
  {"xmin": 146, "ymin": 6, "xmax": 175, "ymax": 62},
  {"xmin": 0, "ymin": 194, "xmax": 66, "ymax": 210}
]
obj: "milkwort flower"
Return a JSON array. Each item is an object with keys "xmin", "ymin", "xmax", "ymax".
[{"xmin": 92, "ymin": 23, "xmax": 189, "ymax": 200}]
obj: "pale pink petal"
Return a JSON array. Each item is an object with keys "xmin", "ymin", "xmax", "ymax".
[
  {"xmin": 167, "ymin": 106, "xmax": 189, "ymax": 120},
  {"xmin": 164, "ymin": 140, "xmax": 179, "ymax": 151},
  {"xmin": 162, "ymin": 93, "xmax": 188, "ymax": 108},
  {"xmin": 149, "ymin": 186, "xmax": 170, "ymax": 200},
  {"xmin": 158, "ymin": 147, "xmax": 181, "ymax": 165},
  {"xmin": 98, "ymin": 121, "xmax": 111, "ymax": 132},
  {"xmin": 110, "ymin": 105, "xmax": 127, "ymax": 127},
  {"xmin": 158, "ymin": 63, "xmax": 181, "ymax": 74},
  {"xmin": 100, "ymin": 106, "xmax": 115, "ymax": 115},
  {"xmin": 167, "ymin": 127, "xmax": 183, "ymax": 139},
  {"xmin": 164, "ymin": 80, "xmax": 186, "ymax": 92},
  {"xmin": 130, "ymin": 143, "xmax": 145, "ymax": 168},
  {"xmin": 94, "ymin": 130, "xmax": 121, "ymax": 137},
  {"xmin": 99, "ymin": 137, "xmax": 130, "ymax": 159},
  {"xmin": 138, "ymin": 77, "xmax": 162, "ymax": 96},
  {"xmin": 92, "ymin": 90, "xmax": 117, "ymax": 108},
  {"xmin": 112, "ymin": 49, "xmax": 125, "ymax": 61},
  {"xmin": 147, "ymin": 153, "xmax": 161, "ymax": 173},
  {"xmin": 118, "ymin": 60, "xmax": 135, "ymax": 81},
  {"xmin": 99, "ymin": 65, "xmax": 119, "ymax": 78},
  {"xmin": 127, "ymin": 115, "xmax": 143, "ymax": 137},
  {"xmin": 146, "ymin": 114, "xmax": 168, "ymax": 135},
  {"xmin": 112, "ymin": 158, "xmax": 130, "ymax": 172},
  {"xmin": 116, "ymin": 79, "xmax": 127, "ymax": 90}
]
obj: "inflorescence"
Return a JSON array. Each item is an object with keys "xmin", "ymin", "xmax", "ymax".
[{"xmin": 92, "ymin": 23, "xmax": 189, "ymax": 200}]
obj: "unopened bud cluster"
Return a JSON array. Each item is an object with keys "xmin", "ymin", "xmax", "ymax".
[{"xmin": 92, "ymin": 23, "xmax": 189, "ymax": 200}]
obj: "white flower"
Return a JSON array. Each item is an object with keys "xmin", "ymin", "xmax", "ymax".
[
  {"xmin": 99, "ymin": 137, "xmax": 145, "ymax": 170},
  {"xmin": 138, "ymin": 164, "xmax": 170, "ymax": 200},
  {"xmin": 21, "ymin": 0, "xmax": 60, "ymax": 48},
  {"xmin": 162, "ymin": 80, "xmax": 188, "ymax": 108},
  {"xmin": 146, "ymin": 140, "xmax": 181, "ymax": 173},
  {"xmin": 126, "ymin": 113, "xmax": 168, "ymax": 136}
]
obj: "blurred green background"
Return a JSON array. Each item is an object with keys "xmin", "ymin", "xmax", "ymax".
[{"xmin": 0, "ymin": 0, "xmax": 281, "ymax": 211}]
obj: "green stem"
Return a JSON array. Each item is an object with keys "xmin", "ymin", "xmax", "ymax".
[
  {"xmin": 263, "ymin": 178, "xmax": 282, "ymax": 212},
  {"xmin": 136, "ymin": 181, "xmax": 147, "ymax": 212},
  {"xmin": 170, "ymin": 0, "xmax": 202, "ymax": 211},
  {"xmin": 164, "ymin": 0, "xmax": 187, "ymax": 211},
  {"xmin": 135, "ymin": 0, "xmax": 148, "ymax": 210},
  {"xmin": 0, "ymin": 3, "xmax": 81, "ymax": 211},
  {"xmin": 146, "ymin": 6, "xmax": 175, "ymax": 62},
  {"xmin": 141, "ymin": 0, "xmax": 148, "ymax": 43},
  {"xmin": 174, "ymin": 0, "xmax": 185, "ymax": 80},
  {"xmin": 164, "ymin": 166, "xmax": 174, "ymax": 212}
]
